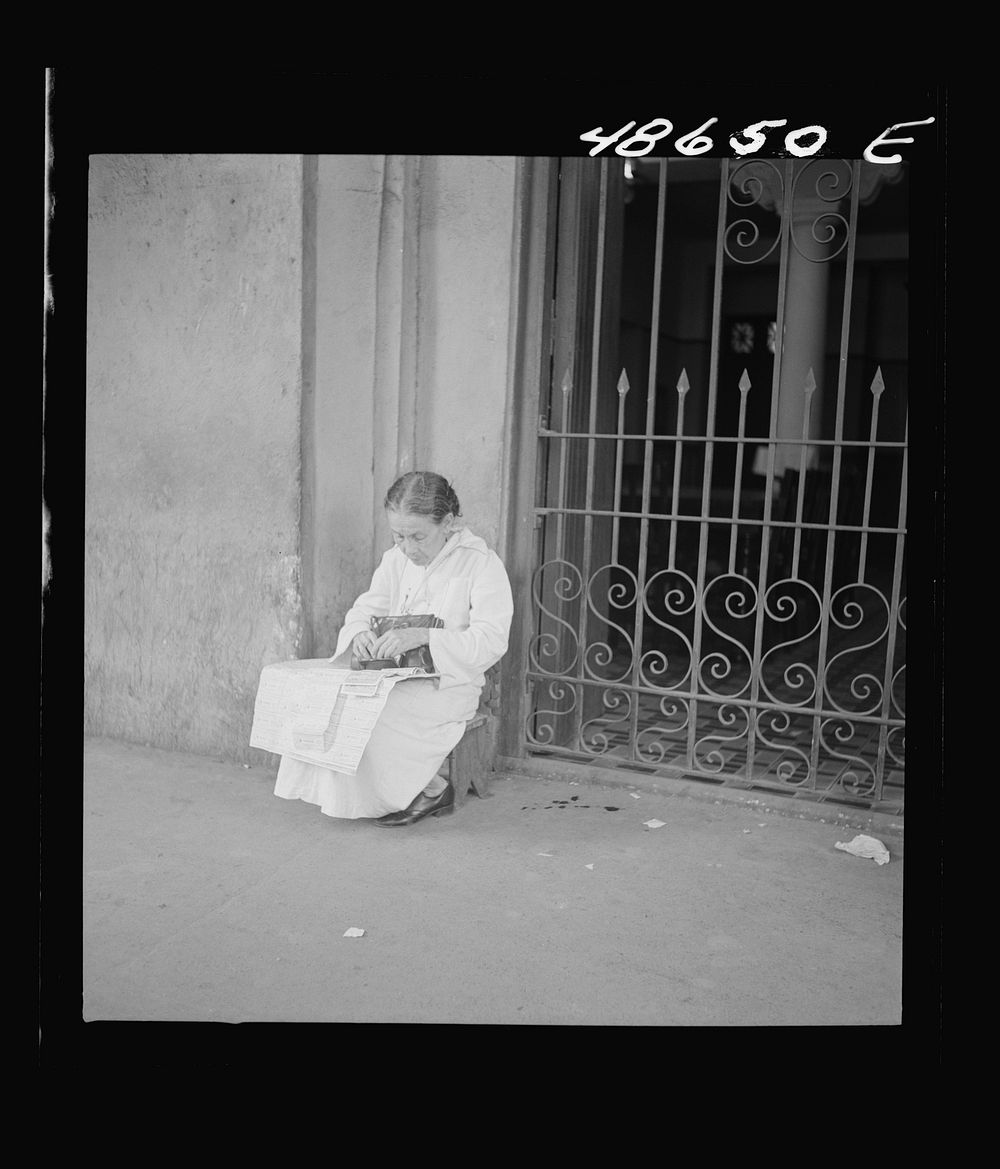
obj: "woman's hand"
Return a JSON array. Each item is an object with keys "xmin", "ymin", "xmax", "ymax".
[
  {"xmin": 371, "ymin": 626, "xmax": 430, "ymax": 660},
  {"xmin": 352, "ymin": 631, "xmax": 380, "ymax": 660}
]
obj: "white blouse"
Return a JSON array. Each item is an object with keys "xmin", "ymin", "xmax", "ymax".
[{"xmin": 331, "ymin": 527, "xmax": 514, "ymax": 690}]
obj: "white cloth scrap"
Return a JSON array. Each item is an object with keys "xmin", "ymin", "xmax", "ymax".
[{"xmin": 834, "ymin": 834, "xmax": 891, "ymax": 865}]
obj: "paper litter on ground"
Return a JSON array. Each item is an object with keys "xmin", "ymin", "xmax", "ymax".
[
  {"xmin": 643, "ymin": 819, "xmax": 666, "ymax": 829},
  {"xmin": 629, "ymin": 792, "xmax": 641, "ymax": 799},
  {"xmin": 342, "ymin": 927, "xmax": 366, "ymax": 938},
  {"xmin": 584, "ymin": 863, "xmax": 594, "ymax": 870},
  {"xmin": 834, "ymin": 833, "xmax": 891, "ymax": 865}
]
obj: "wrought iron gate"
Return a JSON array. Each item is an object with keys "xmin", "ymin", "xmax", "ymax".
[{"xmin": 522, "ymin": 156, "xmax": 907, "ymax": 813}]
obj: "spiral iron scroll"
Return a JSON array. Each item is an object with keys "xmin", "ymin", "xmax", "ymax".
[
  {"xmin": 692, "ymin": 703, "xmax": 751, "ymax": 776},
  {"xmin": 724, "ymin": 160, "xmax": 783, "ymax": 265},
  {"xmin": 755, "ymin": 708, "xmax": 813, "ymax": 786},
  {"xmin": 789, "ymin": 159, "xmax": 854, "ymax": 264},
  {"xmin": 640, "ymin": 568, "xmax": 696, "ymax": 690},
  {"xmin": 890, "ymin": 595, "xmax": 906, "ymax": 719},
  {"xmin": 524, "ymin": 678, "xmax": 578, "ymax": 748},
  {"xmin": 697, "ymin": 573, "xmax": 757, "ymax": 698},
  {"xmin": 527, "ymin": 555, "xmax": 903, "ymax": 801},
  {"xmin": 635, "ymin": 694, "xmax": 690, "ymax": 765},
  {"xmin": 885, "ymin": 725, "xmax": 905, "ymax": 771},
  {"xmin": 823, "ymin": 584, "xmax": 890, "ymax": 716},
  {"xmin": 529, "ymin": 558, "xmax": 582, "ymax": 677},
  {"xmin": 758, "ymin": 578, "xmax": 822, "ymax": 708},
  {"xmin": 583, "ymin": 563, "xmax": 639, "ymax": 684},
  {"xmin": 818, "ymin": 717, "xmax": 878, "ymax": 799},
  {"xmin": 581, "ymin": 686, "xmax": 634, "ymax": 757}
]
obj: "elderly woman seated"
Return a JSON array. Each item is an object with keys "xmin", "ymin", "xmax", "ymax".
[{"xmin": 273, "ymin": 471, "xmax": 513, "ymax": 827}]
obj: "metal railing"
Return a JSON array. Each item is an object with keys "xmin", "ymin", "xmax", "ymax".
[{"xmin": 523, "ymin": 157, "xmax": 906, "ymax": 813}]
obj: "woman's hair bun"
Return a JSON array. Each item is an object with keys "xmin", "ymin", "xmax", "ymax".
[{"xmin": 384, "ymin": 471, "xmax": 462, "ymax": 522}]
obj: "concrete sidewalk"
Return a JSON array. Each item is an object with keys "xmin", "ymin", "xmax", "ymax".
[{"xmin": 82, "ymin": 737, "xmax": 904, "ymax": 1026}]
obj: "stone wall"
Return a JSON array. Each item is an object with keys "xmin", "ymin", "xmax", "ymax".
[{"xmin": 85, "ymin": 154, "xmax": 306, "ymax": 759}]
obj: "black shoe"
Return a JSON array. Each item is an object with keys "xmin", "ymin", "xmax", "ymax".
[{"xmin": 375, "ymin": 782, "xmax": 455, "ymax": 827}]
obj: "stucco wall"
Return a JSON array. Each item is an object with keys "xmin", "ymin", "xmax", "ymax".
[
  {"xmin": 306, "ymin": 155, "xmax": 518, "ymax": 655},
  {"xmin": 415, "ymin": 156, "xmax": 517, "ymax": 552},
  {"xmin": 305, "ymin": 155, "xmax": 384, "ymax": 654},
  {"xmin": 85, "ymin": 154, "xmax": 305, "ymax": 759},
  {"xmin": 85, "ymin": 152, "xmax": 522, "ymax": 757}
]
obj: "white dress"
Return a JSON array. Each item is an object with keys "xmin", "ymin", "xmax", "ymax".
[{"xmin": 273, "ymin": 527, "xmax": 514, "ymax": 819}]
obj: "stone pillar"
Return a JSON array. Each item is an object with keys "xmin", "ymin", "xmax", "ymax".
[
  {"xmin": 739, "ymin": 159, "xmax": 902, "ymax": 480},
  {"xmin": 774, "ymin": 197, "xmax": 829, "ymax": 477},
  {"xmin": 372, "ymin": 155, "xmax": 422, "ymax": 546}
]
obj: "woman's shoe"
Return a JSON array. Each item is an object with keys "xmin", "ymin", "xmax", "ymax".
[{"xmin": 375, "ymin": 782, "xmax": 455, "ymax": 827}]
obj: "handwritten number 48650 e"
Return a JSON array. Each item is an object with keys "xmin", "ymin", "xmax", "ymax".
[{"xmin": 580, "ymin": 117, "xmax": 935, "ymax": 163}]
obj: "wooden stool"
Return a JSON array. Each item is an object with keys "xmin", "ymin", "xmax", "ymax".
[{"xmin": 446, "ymin": 663, "xmax": 501, "ymax": 807}]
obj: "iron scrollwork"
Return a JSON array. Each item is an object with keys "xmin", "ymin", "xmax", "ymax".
[
  {"xmin": 525, "ymin": 677, "xmax": 579, "ymax": 748},
  {"xmin": 789, "ymin": 160, "xmax": 854, "ymax": 264},
  {"xmin": 724, "ymin": 160, "xmax": 783, "ymax": 266},
  {"xmin": 581, "ymin": 686, "xmax": 634, "ymax": 757},
  {"xmin": 529, "ymin": 558, "xmax": 583, "ymax": 677},
  {"xmin": 640, "ymin": 567, "xmax": 696, "ymax": 690},
  {"xmin": 584, "ymin": 562, "xmax": 639, "ymax": 684},
  {"xmin": 818, "ymin": 717, "xmax": 879, "ymax": 799},
  {"xmin": 758, "ymin": 578, "xmax": 822, "ymax": 708},
  {"xmin": 692, "ymin": 702, "xmax": 751, "ymax": 776},
  {"xmin": 635, "ymin": 694, "xmax": 690, "ymax": 764},
  {"xmin": 697, "ymin": 573, "xmax": 757, "ymax": 699},
  {"xmin": 823, "ymin": 583, "xmax": 891, "ymax": 716}
]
